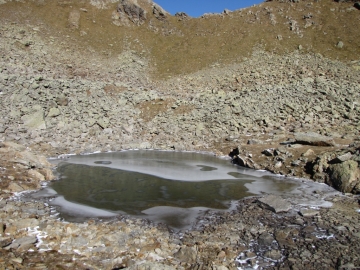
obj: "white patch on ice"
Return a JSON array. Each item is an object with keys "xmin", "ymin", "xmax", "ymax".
[{"xmin": 49, "ymin": 196, "xmax": 118, "ymax": 218}]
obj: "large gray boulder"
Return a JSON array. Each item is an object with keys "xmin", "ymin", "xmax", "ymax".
[
  {"xmin": 328, "ymin": 160, "xmax": 360, "ymax": 193},
  {"xmin": 257, "ymin": 195, "xmax": 292, "ymax": 213},
  {"xmin": 21, "ymin": 110, "xmax": 46, "ymax": 130}
]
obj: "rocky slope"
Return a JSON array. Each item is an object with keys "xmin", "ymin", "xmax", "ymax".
[{"xmin": 0, "ymin": 0, "xmax": 359, "ymax": 269}]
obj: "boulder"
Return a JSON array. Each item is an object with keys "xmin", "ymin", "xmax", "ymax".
[
  {"xmin": 328, "ymin": 160, "xmax": 360, "ymax": 193},
  {"xmin": 257, "ymin": 195, "xmax": 292, "ymax": 213},
  {"xmin": 294, "ymin": 132, "xmax": 335, "ymax": 146},
  {"xmin": 21, "ymin": 110, "xmax": 46, "ymax": 130}
]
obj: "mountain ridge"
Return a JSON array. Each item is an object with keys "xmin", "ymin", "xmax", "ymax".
[{"xmin": 1, "ymin": 0, "xmax": 359, "ymax": 79}]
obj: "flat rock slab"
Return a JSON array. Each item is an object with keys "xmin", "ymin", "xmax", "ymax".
[
  {"xmin": 257, "ymin": 195, "xmax": 292, "ymax": 213},
  {"xmin": 299, "ymin": 208, "xmax": 320, "ymax": 217},
  {"xmin": 294, "ymin": 132, "xmax": 335, "ymax": 146},
  {"xmin": 4, "ymin": 236, "xmax": 37, "ymax": 250}
]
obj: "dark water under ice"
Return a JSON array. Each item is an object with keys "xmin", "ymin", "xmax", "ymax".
[{"xmin": 29, "ymin": 150, "xmax": 323, "ymax": 230}]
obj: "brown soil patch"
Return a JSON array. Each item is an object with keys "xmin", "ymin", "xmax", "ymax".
[{"xmin": 137, "ymin": 98, "xmax": 175, "ymax": 122}]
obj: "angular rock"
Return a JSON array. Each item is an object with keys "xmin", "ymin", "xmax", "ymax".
[
  {"xmin": 21, "ymin": 110, "xmax": 46, "ymax": 130},
  {"xmin": 257, "ymin": 195, "xmax": 292, "ymax": 213},
  {"xmin": 4, "ymin": 236, "xmax": 37, "ymax": 251},
  {"xmin": 47, "ymin": 107, "xmax": 61, "ymax": 117},
  {"xmin": 330, "ymin": 152, "xmax": 353, "ymax": 164},
  {"xmin": 294, "ymin": 132, "xmax": 335, "ymax": 146},
  {"xmin": 8, "ymin": 182, "xmax": 24, "ymax": 192}
]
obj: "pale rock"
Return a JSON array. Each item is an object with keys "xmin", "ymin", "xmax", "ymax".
[
  {"xmin": 47, "ymin": 107, "xmax": 61, "ymax": 117},
  {"xmin": 21, "ymin": 110, "xmax": 46, "ymax": 130},
  {"xmin": 257, "ymin": 195, "xmax": 291, "ymax": 213},
  {"xmin": 27, "ymin": 169, "xmax": 45, "ymax": 181},
  {"xmin": 8, "ymin": 182, "xmax": 24, "ymax": 192}
]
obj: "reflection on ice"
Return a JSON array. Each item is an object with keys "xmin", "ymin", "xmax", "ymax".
[
  {"xmin": 55, "ymin": 150, "xmax": 270, "ymax": 182},
  {"xmin": 140, "ymin": 206, "xmax": 210, "ymax": 230}
]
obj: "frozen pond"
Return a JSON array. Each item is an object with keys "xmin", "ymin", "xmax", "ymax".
[{"xmin": 29, "ymin": 150, "xmax": 332, "ymax": 230}]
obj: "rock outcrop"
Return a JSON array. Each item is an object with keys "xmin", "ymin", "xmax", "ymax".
[{"xmin": 117, "ymin": 0, "xmax": 147, "ymax": 25}]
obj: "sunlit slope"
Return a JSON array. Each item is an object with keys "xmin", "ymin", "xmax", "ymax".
[{"xmin": 0, "ymin": 0, "xmax": 358, "ymax": 79}]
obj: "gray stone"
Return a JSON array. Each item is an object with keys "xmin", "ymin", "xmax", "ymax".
[
  {"xmin": 328, "ymin": 160, "xmax": 360, "ymax": 193},
  {"xmin": 294, "ymin": 132, "xmax": 335, "ymax": 146},
  {"xmin": 12, "ymin": 218, "xmax": 40, "ymax": 230},
  {"xmin": 21, "ymin": 110, "xmax": 46, "ymax": 130},
  {"xmin": 299, "ymin": 208, "xmax": 320, "ymax": 217},
  {"xmin": 258, "ymin": 232, "xmax": 275, "ymax": 247},
  {"xmin": 97, "ymin": 118, "xmax": 110, "ymax": 129},
  {"xmin": 56, "ymin": 96, "xmax": 68, "ymax": 106},
  {"xmin": 336, "ymin": 41, "xmax": 344, "ymax": 49},
  {"xmin": 257, "ymin": 195, "xmax": 292, "ymax": 213},
  {"xmin": 4, "ymin": 236, "xmax": 37, "ymax": 251},
  {"xmin": 47, "ymin": 107, "xmax": 61, "ymax": 117},
  {"xmin": 330, "ymin": 152, "xmax": 353, "ymax": 163}
]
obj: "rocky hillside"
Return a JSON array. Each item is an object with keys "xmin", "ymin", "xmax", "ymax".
[
  {"xmin": 0, "ymin": 0, "xmax": 359, "ymax": 269},
  {"xmin": 0, "ymin": 0, "xmax": 359, "ymax": 79}
]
